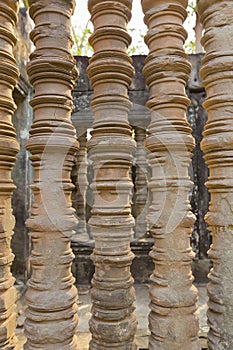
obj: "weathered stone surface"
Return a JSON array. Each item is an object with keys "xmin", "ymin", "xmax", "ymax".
[
  {"xmin": 24, "ymin": 0, "xmax": 79, "ymax": 348},
  {"xmin": 186, "ymin": 57, "xmax": 210, "ymax": 260},
  {"xmin": 0, "ymin": 1, "xmax": 20, "ymax": 348},
  {"xmin": 134, "ymin": 126, "xmax": 149, "ymax": 238},
  {"xmin": 15, "ymin": 284, "xmax": 209, "ymax": 350},
  {"xmin": 87, "ymin": 0, "xmax": 137, "ymax": 348},
  {"xmin": 73, "ymin": 131, "xmax": 89, "ymax": 242},
  {"xmin": 12, "ymin": 7, "xmax": 34, "ymax": 280},
  {"xmin": 73, "ymin": 56, "xmax": 91, "ymax": 93},
  {"xmin": 142, "ymin": 1, "xmax": 200, "ymax": 349},
  {"xmin": 14, "ymin": 8, "xmax": 33, "ymax": 90},
  {"xmin": 198, "ymin": 1, "xmax": 233, "ymax": 349},
  {"xmin": 71, "ymin": 55, "xmax": 211, "ymax": 286}
]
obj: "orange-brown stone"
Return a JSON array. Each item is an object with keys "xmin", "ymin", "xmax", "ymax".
[
  {"xmin": 0, "ymin": 1, "xmax": 20, "ymax": 348},
  {"xmin": 198, "ymin": 0, "xmax": 233, "ymax": 349},
  {"xmin": 142, "ymin": 1, "xmax": 200, "ymax": 349},
  {"xmin": 87, "ymin": 0, "xmax": 138, "ymax": 348},
  {"xmin": 24, "ymin": 0, "xmax": 79, "ymax": 349}
]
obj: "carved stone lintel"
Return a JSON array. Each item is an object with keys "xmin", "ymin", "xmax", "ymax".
[
  {"xmin": 87, "ymin": 0, "xmax": 137, "ymax": 348},
  {"xmin": 198, "ymin": 1, "xmax": 233, "ymax": 349},
  {"xmin": 25, "ymin": 0, "xmax": 79, "ymax": 348},
  {"xmin": 142, "ymin": 1, "xmax": 200, "ymax": 349},
  {"xmin": 134, "ymin": 126, "xmax": 149, "ymax": 239},
  {"xmin": 0, "ymin": 1, "xmax": 19, "ymax": 349}
]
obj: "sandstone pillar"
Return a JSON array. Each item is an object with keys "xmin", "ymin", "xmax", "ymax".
[
  {"xmin": 74, "ymin": 131, "xmax": 89, "ymax": 242},
  {"xmin": 24, "ymin": 1, "xmax": 79, "ymax": 349},
  {"xmin": 87, "ymin": 0, "xmax": 137, "ymax": 348},
  {"xmin": 141, "ymin": 1, "xmax": 200, "ymax": 349},
  {"xmin": 134, "ymin": 126, "xmax": 148, "ymax": 238},
  {"xmin": 0, "ymin": 1, "xmax": 19, "ymax": 349},
  {"xmin": 198, "ymin": 1, "xmax": 233, "ymax": 348}
]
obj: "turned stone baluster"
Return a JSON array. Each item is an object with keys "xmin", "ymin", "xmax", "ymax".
[
  {"xmin": 74, "ymin": 131, "xmax": 89, "ymax": 242},
  {"xmin": 24, "ymin": 0, "xmax": 79, "ymax": 349},
  {"xmin": 141, "ymin": 1, "xmax": 200, "ymax": 349},
  {"xmin": 198, "ymin": 1, "xmax": 233, "ymax": 348},
  {"xmin": 0, "ymin": 1, "xmax": 19, "ymax": 349},
  {"xmin": 87, "ymin": 0, "xmax": 137, "ymax": 348},
  {"xmin": 134, "ymin": 126, "xmax": 148, "ymax": 239}
]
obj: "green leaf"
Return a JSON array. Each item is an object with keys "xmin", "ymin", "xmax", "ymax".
[{"xmin": 23, "ymin": 0, "xmax": 29, "ymax": 7}]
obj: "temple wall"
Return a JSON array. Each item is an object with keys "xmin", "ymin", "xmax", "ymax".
[
  {"xmin": 11, "ymin": 8, "xmax": 34, "ymax": 280},
  {"xmin": 9, "ymin": 18, "xmax": 210, "ymax": 284},
  {"xmin": 71, "ymin": 54, "xmax": 210, "ymax": 284}
]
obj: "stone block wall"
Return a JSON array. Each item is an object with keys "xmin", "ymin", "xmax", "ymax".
[
  {"xmin": 71, "ymin": 54, "xmax": 211, "ymax": 284},
  {"xmin": 11, "ymin": 8, "xmax": 34, "ymax": 280},
  {"xmin": 9, "ymin": 18, "xmax": 210, "ymax": 283}
]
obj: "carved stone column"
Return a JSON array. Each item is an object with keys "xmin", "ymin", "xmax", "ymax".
[
  {"xmin": 24, "ymin": 1, "xmax": 79, "ymax": 349},
  {"xmin": 134, "ymin": 126, "xmax": 148, "ymax": 239},
  {"xmin": 0, "ymin": 1, "xmax": 19, "ymax": 349},
  {"xmin": 142, "ymin": 1, "xmax": 200, "ymax": 349},
  {"xmin": 87, "ymin": 0, "xmax": 137, "ymax": 348},
  {"xmin": 198, "ymin": 1, "xmax": 233, "ymax": 348},
  {"xmin": 73, "ymin": 131, "xmax": 89, "ymax": 242}
]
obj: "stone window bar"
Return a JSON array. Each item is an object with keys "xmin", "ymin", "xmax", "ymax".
[{"xmin": 0, "ymin": 1, "xmax": 232, "ymax": 349}]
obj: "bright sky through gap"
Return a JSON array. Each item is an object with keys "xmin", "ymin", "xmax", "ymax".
[
  {"xmin": 72, "ymin": 0, "xmax": 196, "ymax": 55},
  {"xmin": 19, "ymin": 0, "xmax": 196, "ymax": 54}
]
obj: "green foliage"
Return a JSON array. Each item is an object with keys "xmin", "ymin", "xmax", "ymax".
[
  {"xmin": 185, "ymin": 40, "xmax": 196, "ymax": 54},
  {"xmin": 72, "ymin": 21, "xmax": 93, "ymax": 56},
  {"xmin": 22, "ymin": 0, "xmax": 29, "ymax": 7},
  {"xmin": 19, "ymin": 0, "xmax": 197, "ymax": 56},
  {"xmin": 188, "ymin": 0, "xmax": 197, "ymax": 13},
  {"xmin": 185, "ymin": 0, "xmax": 197, "ymax": 54},
  {"xmin": 127, "ymin": 28, "xmax": 147, "ymax": 55}
]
